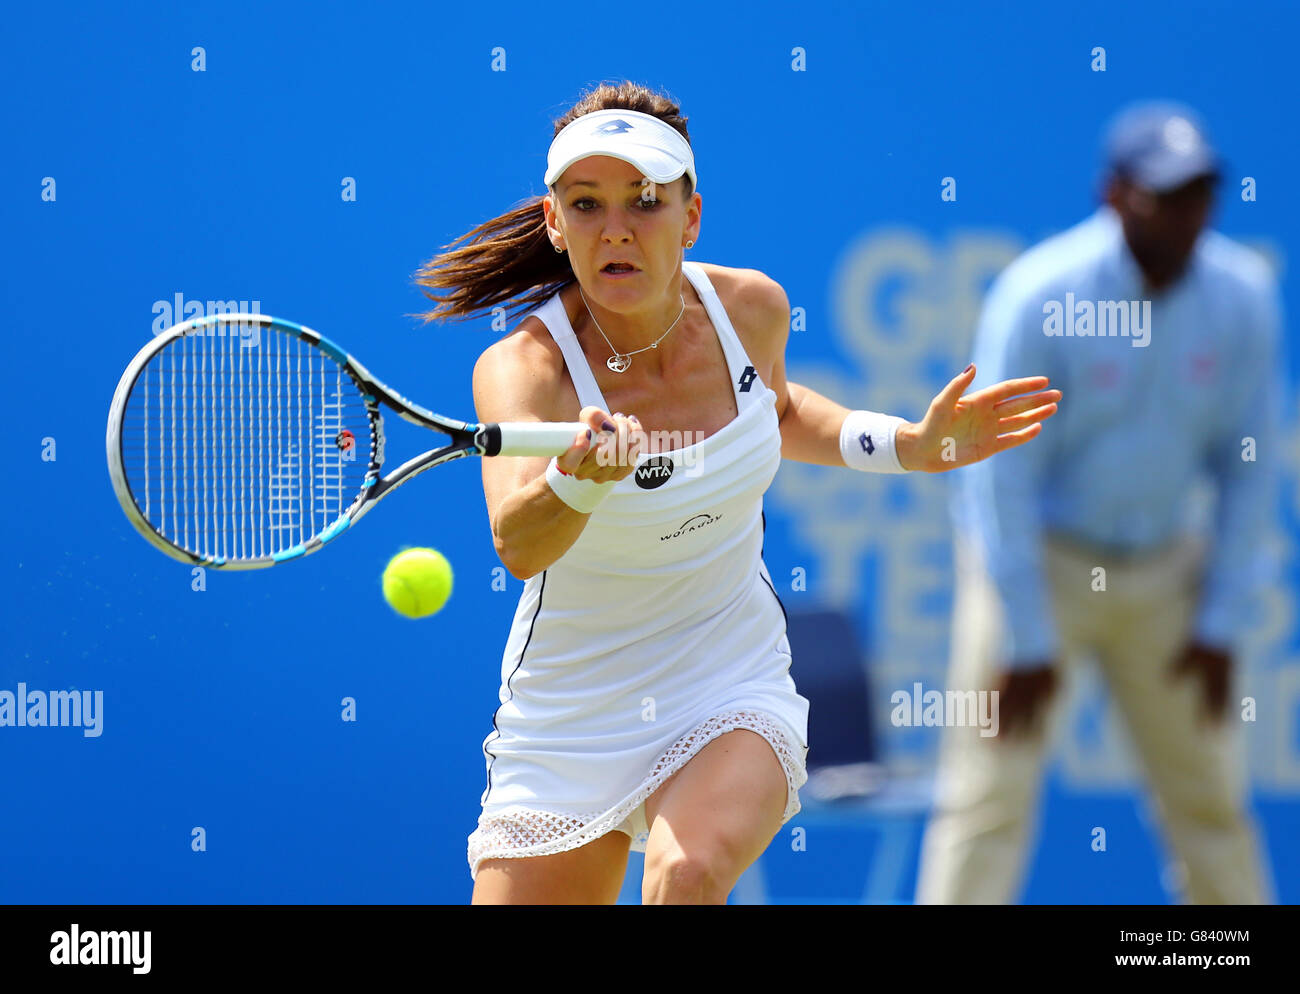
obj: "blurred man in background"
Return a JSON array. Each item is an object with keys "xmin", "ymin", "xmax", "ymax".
[{"xmin": 916, "ymin": 102, "xmax": 1282, "ymax": 904}]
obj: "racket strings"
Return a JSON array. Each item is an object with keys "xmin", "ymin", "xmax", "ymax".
[{"xmin": 120, "ymin": 320, "xmax": 375, "ymax": 563}]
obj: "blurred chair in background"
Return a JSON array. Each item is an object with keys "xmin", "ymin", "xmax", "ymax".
[
  {"xmin": 730, "ymin": 607, "xmax": 933, "ymax": 904},
  {"xmin": 787, "ymin": 607, "xmax": 883, "ymax": 797}
]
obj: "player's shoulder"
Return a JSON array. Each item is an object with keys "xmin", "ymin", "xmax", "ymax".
[
  {"xmin": 694, "ymin": 262, "xmax": 789, "ymax": 339},
  {"xmin": 695, "ymin": 261, "xmax": 787, "ymax": 308},
  {"xmin": 472, "ymin": 298, "xmax": 570, "ymax": 419},
  {"xmin": 475, "ymin": 315, "xmax": 561, "ymax": 381}
]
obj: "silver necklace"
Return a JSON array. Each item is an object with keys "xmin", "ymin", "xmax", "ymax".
[{"xmin": 578, "ymin": 287, "xmax": 685, "ymax": 373}]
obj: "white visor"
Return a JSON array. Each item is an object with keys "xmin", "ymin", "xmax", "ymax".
[{"xmin": 544, "ymin": 108, "xmax": 696, "ymax": 191}]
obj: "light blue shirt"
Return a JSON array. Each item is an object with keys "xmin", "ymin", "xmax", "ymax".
[{"xmin": 953, "ymin": 207, "xmax": 1284, "ymax": 668}]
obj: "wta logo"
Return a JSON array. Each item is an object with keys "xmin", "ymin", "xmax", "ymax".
[{"xmin": 634, "ymin": 456, "xmax": 674, "ymax": 490}]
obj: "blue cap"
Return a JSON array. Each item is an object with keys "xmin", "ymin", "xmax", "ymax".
[{"xmin": 1104, "ymin": 101, "xmax": 1219, "ymax": 193}]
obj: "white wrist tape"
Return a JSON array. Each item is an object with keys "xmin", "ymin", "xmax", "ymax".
[
  {"xmin": 839, "ymin": 410, "xmax": 910, "ymax": 473},
  {"xmin": 545, "ymin": 457, "xmax": 616, "ymax": 512}
]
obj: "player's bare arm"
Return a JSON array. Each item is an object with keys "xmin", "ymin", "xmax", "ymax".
[
  {"xmin": 473, "ymin": 322, "xmax": 641, "ymax": 580},
  {"xmin": 728, "ymin": 267, "xmax": 1061, "ymax": 471}
]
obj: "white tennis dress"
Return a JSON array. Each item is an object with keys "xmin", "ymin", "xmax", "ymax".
[{"xmin": 466, "ymin": 261, "xmax": 810, "ymax": 879}]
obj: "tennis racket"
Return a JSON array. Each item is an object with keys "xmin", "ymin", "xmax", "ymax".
[{"xmin": 106, "ymin": 312, "xmax": 584, "ymax": 569}]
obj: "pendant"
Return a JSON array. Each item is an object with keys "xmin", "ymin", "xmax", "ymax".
[{"xmin": 607, "ymin": 354, "xmax": 631, "ymax": 373}]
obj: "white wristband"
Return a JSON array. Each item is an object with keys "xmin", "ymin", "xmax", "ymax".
[
  {"xmin": 545, "ymin": 457, "xmax": 617, "ymax": 513},
  {"xmin": 839, "ymin": 410, "xmax": 910, "ymax": 473}
]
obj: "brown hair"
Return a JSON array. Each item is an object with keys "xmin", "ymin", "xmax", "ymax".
[{"xmin": 413, "ymin": 80, "xmax": 694, "ymax": 326}]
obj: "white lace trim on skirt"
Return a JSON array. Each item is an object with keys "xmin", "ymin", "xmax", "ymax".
[{"xmin": 467, "ymin": 709, "xmax": 807, "ymax": 879}]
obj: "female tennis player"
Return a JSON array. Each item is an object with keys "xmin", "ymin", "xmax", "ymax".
[{"xmin": 415, "ymin": 81, "xmax": 1060, "ymax": 904}]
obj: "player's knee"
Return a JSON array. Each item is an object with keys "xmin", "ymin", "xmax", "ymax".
[{"xmin": 643, "ymin": 844, "xmax": 731, "ymax": 904}]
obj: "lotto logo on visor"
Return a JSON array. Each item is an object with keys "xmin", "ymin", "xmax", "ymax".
[{"xmin": 544, "ymin": 108, "xmax": 696, "ymax": 189}]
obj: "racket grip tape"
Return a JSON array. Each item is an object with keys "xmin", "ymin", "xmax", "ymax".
[{"xmin": 487, "ymin": 422, "xmax": 588, "ymax": 457}]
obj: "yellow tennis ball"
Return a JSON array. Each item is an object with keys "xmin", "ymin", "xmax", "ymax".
[{"xmin": 382, "ymin": 547, "xmax": 453, "ymax": 619}]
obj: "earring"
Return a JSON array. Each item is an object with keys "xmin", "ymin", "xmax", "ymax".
[
  {"xmin": 685, "ymin": 240, "xmax": 694, "ymax": 249},
  {"xmin": 555, "ymin": 245, "xmax": 565, "ymax": 253}
]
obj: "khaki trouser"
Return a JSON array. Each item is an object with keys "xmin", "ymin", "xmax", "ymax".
[{"xmin": 914, "ymin": 533, "xmax": 1273, "ymax": 904}]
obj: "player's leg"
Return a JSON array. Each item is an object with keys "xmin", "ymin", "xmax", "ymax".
[
  {"xmin": 914, "ymin": 537, "xmax": 1074, "ymax": 904},
  {"xmin": 639, "ymin": 728, "xmax": 789, "ymax": 904},
  {"xmin": 471, "ymin": 830, "xmax": 632, "ymax": 904},
  {"xmin": 1091, "ymin": 539, "xmax": 1273, "ymax": 904}
]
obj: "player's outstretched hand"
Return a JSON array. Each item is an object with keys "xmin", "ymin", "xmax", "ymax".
[{"xmin": 896, "ymin": 365, "xmax": 1060, "ymax": 472}]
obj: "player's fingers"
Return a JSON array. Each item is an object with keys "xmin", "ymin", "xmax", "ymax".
[
  {"xmin": 612, "ymin": 413, "xmax": 641, "ymax": 475},
  {"xmin": 627, "ymin": 414, "xmax": 646, "ymax": 462},
  {"xmin": 967, "ymin": 375, "xmax": 1051, "ymax": 406},
  {"xmin": 576, "ymin": 412, "xmax": 644, "ymax": 482},
  {"xmin": 585, "ymin": 427, "xmax": 620, "ymax": 481},
  {"xmin": 994, "ymin": 389, "xmax": 1062, "ymax": 416},
  {"xmin": 988, "ymin": 421, "xmax": 1044, "ymax": 455},
  {"xmin": 555, "ymin": 426, "xmax": 595, "ymax": 473},
  {"xmin": 584, "ymin": 413, "xmax": 635, "ymax": 482},
  {"xmin": 578, "ymin": 405, "xmax": 618, "ymax": 435},
  {"xmin": 933, "ymin": 363, "xmax": 977, "ymax": 410},
  {"xmin": 997, "ymin": 402, "xmax": 1058, "ymax": 431}
]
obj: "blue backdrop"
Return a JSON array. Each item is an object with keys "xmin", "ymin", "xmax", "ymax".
[{"xmin": 3, "ymin": 0, "xmax": 1296, "ymax": 903}]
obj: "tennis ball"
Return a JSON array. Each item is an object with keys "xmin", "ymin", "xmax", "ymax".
[{"xmin": 382, "ymin": 547, "xmax": 453, "ymax": 619}]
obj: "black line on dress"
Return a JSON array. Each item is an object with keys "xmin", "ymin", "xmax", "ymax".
[
  {"xmin": 483, "ymin": 568, "xmax": 547, "ymax": 801},
  {"xmin": 759, "ymin": 511, "xmax": 789, "ymax": 627}
]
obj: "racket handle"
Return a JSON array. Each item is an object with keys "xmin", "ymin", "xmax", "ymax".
[{"xmin": 489, "ymin": 421, "xmax": 589, "ymax": 457}]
